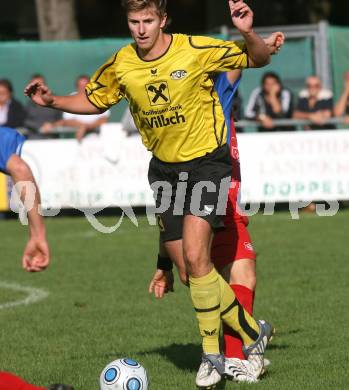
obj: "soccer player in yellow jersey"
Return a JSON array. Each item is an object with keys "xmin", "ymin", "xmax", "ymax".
[{"xmin": 25, "ymin": 1, "xmax": 274, "ymax": 387}]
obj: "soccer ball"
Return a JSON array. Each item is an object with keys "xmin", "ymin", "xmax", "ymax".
[{"xmin": 99, "ymin": 358, "xmax": 149, "ymax": 390}]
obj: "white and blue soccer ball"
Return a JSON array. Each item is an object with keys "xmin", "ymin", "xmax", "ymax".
[{"xmin": 99, "ymin": 358, "xmax": 149, "ymax": 390}]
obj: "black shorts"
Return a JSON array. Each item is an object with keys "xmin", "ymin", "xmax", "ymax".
[{"xmin": 148, "ymin": 144, "xmax": 232, "ymax": 242}]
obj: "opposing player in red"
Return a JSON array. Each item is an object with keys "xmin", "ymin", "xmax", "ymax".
[
  {"xmin": 0, "ymin": 371, "xmax": 73, "ymax": 390},
  {"xmin": 211, "ymin": 69, "xmax": 258, "ymax": 381},
  {"xmin": 149, "ymin": 32, "xmax": 284, "ymax": 382}
]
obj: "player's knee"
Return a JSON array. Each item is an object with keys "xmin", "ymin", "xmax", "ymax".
[
  {"xmin": 184, "ymin": 246, "xmax": 201, "ymax": 270},
  {"xmin": 184, "ymin": 247, "xmax": 200, "ymax": 265},
  {"xmin": 230, "ymin": 272, "xmax": 256, "ymax": 291},
  {"xmin": 244, "ymin": 274, "xmax": 256, "ymax": 291},
  {"xmin": 183, "ymin": 246, "xmax": 208, "ymax": 274},
  {"xmin": 229, "ymin": 260, "xmax": 257, "ymax": 291}
]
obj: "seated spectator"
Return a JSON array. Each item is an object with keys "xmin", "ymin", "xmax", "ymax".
[
  {"xmin": 245, "ymin": 72, "xmax": 293, "ymax": 131},
  {"xmin": 334, "ymin": 70, "xmax": 349, "ymax": 124},
  {"xmin": 24, "ymin": 74, "xmax": 62, "ymax": 138},
  {"xmin": 293, "ymin": 76, "xmax": 334, "ymax": 130},
  {"xmin": 0, "ymin": 79, "xmax": 26, "ymax": 129},
  {"xmin": 41, "ymin": 75, "xmax": 110, "ymax": 140}
]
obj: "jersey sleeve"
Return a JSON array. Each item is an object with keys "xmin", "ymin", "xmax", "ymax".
[
  {"xmin": 0, "ymin": 127, "xmax": 26, "ymax": 174},
  {"xmin": 85, "ymin": 52, "xmax": 124, "ymax": 110},
  {"xmin": 188, "ymin": 36, "xmax": 249, "ymax": 73}
]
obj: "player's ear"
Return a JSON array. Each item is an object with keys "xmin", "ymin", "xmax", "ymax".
[{"xmin": 160, "ymin": 13, "xmax": 167, "ymax": 29}]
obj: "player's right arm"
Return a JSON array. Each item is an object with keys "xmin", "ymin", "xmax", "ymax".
[
  {"xmin": 24, "ymin": 82, "xmax": 101, "ymax": 114},
  {"xmin": 25, "ymin": 53, "xmax": 123, "ymax": 114},
  {"xmin": 228, "ymin": 0, "xmax": 270, "ymax": 68},
  {"xmin": 149, "ymin": 243, "xmax": 175, "ymax": 299}
]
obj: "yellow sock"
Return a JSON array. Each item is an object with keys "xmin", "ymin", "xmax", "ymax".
[
  {"xmin": 218, "ymin": 274, "xmax": 260, "ymax": 346},
  {"xmin": 189, "ymin": 268, "xmax": 221, "ymax": 354}
]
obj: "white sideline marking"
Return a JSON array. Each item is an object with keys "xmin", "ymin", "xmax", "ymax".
[{"xmin": 0, "ymin": 281, "xmax": 49, "ymax": 310}]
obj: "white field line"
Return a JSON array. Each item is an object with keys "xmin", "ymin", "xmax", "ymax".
[{"xmin": 0, "ymin": 281, "xmax": 49, "ymax": 310}]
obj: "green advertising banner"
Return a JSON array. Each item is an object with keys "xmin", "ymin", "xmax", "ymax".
[
  {"xmin": 0, "ymin": 35, "xmax": 314, "ymax": 123},
  {"xmin": 329, "ymin": 26, "xmax": 349, "ymax": 101}
]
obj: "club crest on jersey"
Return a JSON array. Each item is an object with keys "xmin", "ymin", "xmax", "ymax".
[
  {"xmin": 170, "ymin": 70, "xmax": 188, "ymax": 80},
  {"xmin": 150, "ymin": 68, "xmax": 158, "ymax": 76},
  {"xmin": 146, "ymin": 81, "xmax": 171, "ymax": 106}
]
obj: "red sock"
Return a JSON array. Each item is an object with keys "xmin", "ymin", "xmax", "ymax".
[
  {"xmin": 223, "ymin": 284, "xmax": 255, "ymax": 359},
  {"xmin": 0, "ymin": 372, "xmax": 45, "ymax": 390}
]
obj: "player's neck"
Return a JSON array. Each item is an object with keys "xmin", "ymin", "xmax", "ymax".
[{"xmin": 138, "ymin": 32, "xmax": 172, "ymax": 61}]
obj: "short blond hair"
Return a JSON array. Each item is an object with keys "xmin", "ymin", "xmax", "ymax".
[{"xmin": 121, "ymin": 0, "xmax": 167, "ymax": 17}]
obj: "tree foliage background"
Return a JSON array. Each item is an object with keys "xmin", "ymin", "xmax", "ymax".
[
  {"xmin": 0, "ymin": 0, "xmax": 348, "ymax": 41},
  {"xmin": 35, "ymin": 0, "xmax": 79, "ymax": 40}
]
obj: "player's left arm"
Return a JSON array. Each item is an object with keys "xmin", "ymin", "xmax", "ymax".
[
  {"xmin": 224, "ymin": 32, "xmax": 284, "ymax": 84},
  {"xmin": 191, "ymin": 4, "xmax": 283, "ymax": 74},
  {"xmin": 6, "ymin": 155, "xmax": 50, "ymax": 272},
  {"xmin": 229, "ymin": 0, "xmax": 270, "ymax": 68}
]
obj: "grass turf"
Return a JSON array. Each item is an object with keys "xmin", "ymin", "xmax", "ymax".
[{"xmin": 0, "ymin": 210, "xmax": 349, "ymax": 389}]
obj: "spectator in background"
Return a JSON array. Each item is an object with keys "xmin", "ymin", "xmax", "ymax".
[
  {"xmin": 41, "ymin": 75, "xmax": 110, "ymax": 140},
  {"xmin": 334, "ymin": 70, "xmax": 349, "ymax": 124},
  {"xmin": 24, "ymin": 74, "xmax": 62, "ymax": 138},
  {"xmin": 245, "ymin": 72, "xmax": 293, "ymax": 131},
  {"xmin": 293, "ymin": 76, "xmax": 334, "ymax": 130},
  {"xmin": 0, "ymin": 79, "xmax": 26, "ymax": 129}
]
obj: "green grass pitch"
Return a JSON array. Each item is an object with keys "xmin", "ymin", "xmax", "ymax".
[{"xmin": 1, "ymin": 210, "xmax": 349, "ymax": 389}]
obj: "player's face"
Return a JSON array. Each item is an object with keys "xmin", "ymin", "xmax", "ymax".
[
  {"xmin": 127, "ymin": 6, "xmax": 167, "ymax": 52},
  {"xmin": 0, "ymin": 85, "xmax": 11, "ymax": 106}
]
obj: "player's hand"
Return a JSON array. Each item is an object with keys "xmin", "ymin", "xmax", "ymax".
[
  {"xmin": 149, "ymin": 269, "xmax": 174, "ymax": 299},
  {"xmin": 229, "ymin": 0, "xmax": 254, "ymax": 34},
  {"xmin": 24, "ymin": 81, "xmax": 55, "ymax": 107},
  {"xmin": 22, "ymin": 237, "xmax": 50, "ymax": 272},
  {"xmin": 264, "ymin": 32, "xmax": 285, "ymax": 55}
]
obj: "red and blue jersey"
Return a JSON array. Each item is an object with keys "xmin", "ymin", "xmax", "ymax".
[
  {"xmin": 214, "ymin": 73, "xmax": 241, "ymax": 183},
  {"xmin": 0, "ymin": 127, "xmax": 26, "ymax": 174},
  {"xmin": 214, "ymin": 73, "xmax": 241, "ymax": 143}
]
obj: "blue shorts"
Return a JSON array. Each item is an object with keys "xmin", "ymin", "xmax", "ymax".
[{"xmin": 0, "ymin": 127, "xmax": 26, "ymax": 174}]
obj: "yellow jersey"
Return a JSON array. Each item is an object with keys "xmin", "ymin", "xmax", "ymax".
[{"xmin": 86, "ymin": 34, "xmax": 248, "ymax": 163}]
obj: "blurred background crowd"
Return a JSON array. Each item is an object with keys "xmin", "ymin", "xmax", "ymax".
[
  {"xmin": 1, "ymin": 69, "xmax": 349, "ymax": 140},
  {"xmin": 1, "ymin": 0, "xmax": 349, "ymax": 140}
]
